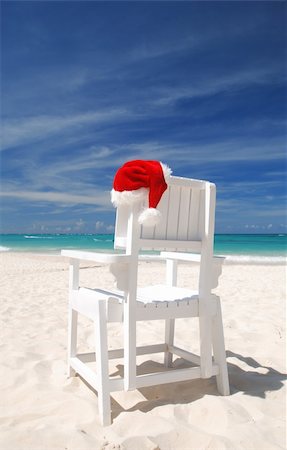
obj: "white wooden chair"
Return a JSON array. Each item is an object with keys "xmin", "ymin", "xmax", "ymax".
[{"xmin": 61, "ymin": 175, "xmax": 230, "ymax": 426}]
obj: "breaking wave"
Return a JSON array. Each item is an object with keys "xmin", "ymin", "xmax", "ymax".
[
  {"xmin": 0, "ymin": 246, "xmax": 10, "ymax": 252},
  {"xmin": 223, "ymin": 255, "xmax": 286, "ymax": 265},
  {"xmin": 24, "ymin": 235, "xmax": 53, "ymax": 239}
]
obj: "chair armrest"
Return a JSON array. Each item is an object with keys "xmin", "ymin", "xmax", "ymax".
[
  {"xmin": 160, "ymin": 251, "xmax": 225, "ymax": 265},
  {"xmin": 138, "ymin": 254, "xmax": 165, "ymax": 262},
  {"xmin": 61, "ymin": 250, "xmax": 131, "ymax": 264},
  {"xmin": 160, "ymin": 251, "xmax": 201, "ymax": 262},
  {"xmin": 161, "ymin": 252, "xmax": 225, "ymax": 289}
]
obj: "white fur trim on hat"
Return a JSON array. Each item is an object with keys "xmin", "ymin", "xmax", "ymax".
[
  {"xmin": 138, "ymin": 208, "xmax": 161, "ymax": 227},
  {"xmin": 111, "ymin": 187, "xmax": 148, "ymax": 207},
  {"xmin": 160, "ymin": 162, "xmax": 172, "ymax": 183}
]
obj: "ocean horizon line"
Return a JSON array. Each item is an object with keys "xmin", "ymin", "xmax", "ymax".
[
  {"xmin": 0, "ymin": 233, "xmax": 286, "ymax": 260},
  {"xmin": 0, "ymin": 232, "xmax": 286, "ymax": 236}
]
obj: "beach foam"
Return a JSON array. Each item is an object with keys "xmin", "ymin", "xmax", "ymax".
[
  {"xmin": 24, "ymin": 235, "xmax": 54, "ymax": 239},
  {"xmin": 223, "ymin": 254, "xmax": 287, "ymax": 265},
  {"xmin": 0, "ymin": 246, "xmax": 10, "ymax": 252}
]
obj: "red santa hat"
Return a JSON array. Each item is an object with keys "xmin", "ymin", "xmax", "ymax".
[{"xmin": 111, "ymin": 160, "xmax": 172, "ymax": 226}]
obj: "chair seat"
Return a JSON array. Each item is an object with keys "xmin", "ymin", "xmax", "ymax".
[
  {"xmin": 137, "ymin": 284, "xmax": 198, "ymax": 304},
  {"xmin": 76, "ymin": 284, "xmax": 198, "ymax": 305},
  {"xmin": 72, "ymin": 285, "xmax": 217, "ymax": 322}
]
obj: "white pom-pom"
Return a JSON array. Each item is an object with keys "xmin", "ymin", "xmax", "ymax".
[{"xmin": 138, "ymin": 208, "xmax": 161, "ymax": 227}]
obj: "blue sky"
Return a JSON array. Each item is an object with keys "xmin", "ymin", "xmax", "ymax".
[{"xmin": 1, "ymin": 1, "xmax": 286, "ymax": 234}]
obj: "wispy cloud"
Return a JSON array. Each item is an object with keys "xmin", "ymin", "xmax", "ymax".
[
  {"xmin": 1, "ymin": 109, "xmax": 129, "ymax": 150},
  {"xmin": 153, "ymin": 66, "xmax": 285, "ymax": 107},
  {"xmin": 110, "ymin": 138, "xmax": 286, "ymax": 165},
  {"xmin": 0, "ymin": 189, "xmax": 111, "ymax": 208},
  {"xmin": 2, "ymin": 136, "xmax": 285, "ymax": 213}
]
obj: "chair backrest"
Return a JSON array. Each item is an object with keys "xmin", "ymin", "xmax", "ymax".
[{"xmin": 114, "ymin": 175, "xmax": 216, "ymax": 257}]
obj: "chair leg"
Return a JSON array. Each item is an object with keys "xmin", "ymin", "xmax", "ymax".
[
  {"xmin": 67, "ymin": 307, "xmax": 78, "ymax": 377},
  {"xmin": 212, "ymin": 299, "xmax": 230, "ymax": 396},
  {"xmin": 164, "ymin": 318, "xmax": 175, "ymax": 367},
  {"xmin": 94, "ymin": 300, "xmax": 111, "ymax": 426},
  {"xmin": 199, "ymin": 303, "xmax": 213, "ymax": 379}
]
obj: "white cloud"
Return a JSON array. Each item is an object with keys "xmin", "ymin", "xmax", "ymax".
[
  {"xmin": 1, "ymin": 109, "xmax": 129, "ymax": 150},
  {"xmin": 75, "ymin": 218, "xmax": 85, "ymax": 227},
  {"xmin": 153, "ymin": 67, "xmax": 283, "ymax": 107},
  {"xmin": 129, "ymin": 34, "xmax": 200, "ymax": 62},
  {"xmin": 0, "ymin": 189, "xmax": 111, "ymax": 208},
  {"xmin": 107, "ymin": 139, "xmax": 286, "ymax": 165},
  {"xmin": 95, "ymin": 220, "xmax": 104, "ymax": 231},
  {"xmin": 106, "ymin": 224, "xmax": 115, "ymax": 232},
  {"xmin": 42, "ymin": 146, "xmax": 118, "ymax": 178}
]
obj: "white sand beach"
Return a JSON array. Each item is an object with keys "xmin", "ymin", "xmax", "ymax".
[{"xmin": 0, "ymin": 252, "xmax": 286, "ymax": 450}]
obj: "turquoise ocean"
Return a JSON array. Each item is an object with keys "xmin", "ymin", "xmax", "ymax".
[{"xmin": 0, "ymin": 234, "xmax": 286, "ymax": 263}]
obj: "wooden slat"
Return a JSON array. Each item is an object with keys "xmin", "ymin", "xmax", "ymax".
[
  {"xmin": 70, "ymin": 357, "xmax": 98, "ymax": 390},
  {"xmin": 138, "ymin": 238, "xmax": 201, "ymax": 252},
  {"xmin": 177, "ymin": 187, "xmax": 191, "ymax": 240},
  {"xmin": 76, "ymin": 344, "xmax": 167, "ymax": 364},
  {"xmin": 62, "ymin": 250, "xmax": 131, "ymax": 264},
  {"xmin": 135, "ymin": 367, "xmax": 201, "ymax": 388},
  {"xmin": 187, "ymin": 189, "xmax": 200, "ymax": 240},
  {"xmin": 168, "ymin": 176, "xmax": 206, "ymax": 189},
  {"xmin": 161, "ymin": 252, "xmax": 201, "ymax": 262},
  {"xmin": 169, "ymin": 345, "xmax": 201, "ymax": 365},
  {"xmin": 141, "ymin": 224, "xmax": 155, "ymax": 239},
  {"xmin": 135, "ymin": 364, "xmax": 219, "ymax": 388},
  {"xmin": 114, "ymin": 204, "xmax": 129, "ymax": 248},
  {"xmin": 166, "ymin": 185, "xmax": 181, "ymax": 240},
  {"xmin": 108, "ymin": 343, "xmax": 167, "ymax": 359},
  {"xmin": 136, "ymin": 301, "xmax": 199, "ymax": 321},
  {"xmin": 154, "ymin": 188, "xmax": 169, "ymax": 239},
  {"xmin": 211, "ymin": 297, "xmax": 230, "ymax": 395},
  {"xmin": 111, "ymin": 364, "xmax": 218, "ymax": 391},
  {"xmin": 140, "ymin": 197, "xmax": 155, "ymax": 239},
  {"xmin": 114, "ymin": 237, "xmax": 126, "ymax": 248},
  {"xmin": 94, "ymin": 299, "xmax": 111, "ymax": 426},
  {"xmin": 198, "ymin": 189, "xmax": 206, "ymax": 240},
  {"xmin": 123, "ymin": 207, "xmax": 140, "ymax": 392}
]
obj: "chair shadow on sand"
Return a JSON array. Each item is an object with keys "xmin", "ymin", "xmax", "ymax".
[
  {"xmin": 79, "ymin": 350, "xmax": 285, "ymax": 419},
  {"xmin": 225, "ymin": 350, "xmax": 286, "ymax": 399}
]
